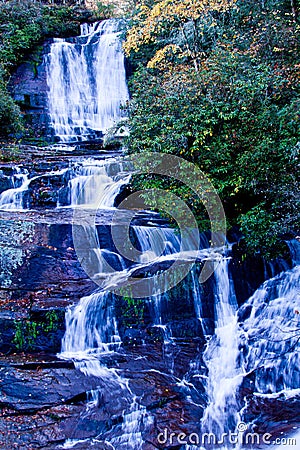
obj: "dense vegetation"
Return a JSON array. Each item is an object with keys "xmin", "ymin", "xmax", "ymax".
[
  {"xmin": 123, "ymin": 0, "xmax": 300, "ymax": 256},
  {"xmin": 0, "ymin": 0, "xmax": 111, "ymax": 136}
]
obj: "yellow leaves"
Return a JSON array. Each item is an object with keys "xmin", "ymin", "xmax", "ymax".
[
  {"xmin": 124, "ymin": 0, "xmax": 237, "ymax": 56},
  {"xmin": 147, "ymin": 44, "xmax": 181, "ymax": 69},
  {"xmin": 152, "ymin": 3, "xmax": 163, "ymax": 18}
]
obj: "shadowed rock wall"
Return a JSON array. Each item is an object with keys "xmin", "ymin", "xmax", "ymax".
[{"xmin": 8, "ymin": 42, "xmax": 53, "ymax": 140}]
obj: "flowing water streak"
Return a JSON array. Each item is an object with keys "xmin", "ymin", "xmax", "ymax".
[
  {"xmin": 133, "ymin": 225, "xmax": 180, "ymax": 334},
  {"xmin": 60, "ymin": 285, "xmax": 151, "ymax": 449},
  {"xmin": 132, "ymin": 226, "xmax": 182, "ymax": 371},
  {"xmin": 240, "ymin": 264, "xmax": 300, "ymax": 394},
  {"xmin": 0, "ymin": 167, "xmax": 68, "ymax": 210},
  {"xmin": 199, "ymin": 255, "xmax": 300, "ymax": 449},
  {"xmin": 0, "ymin": 156, "xmax": 129, "ymax": 211},
  {"xmin": 0, "ymin": 166, "xmax": 29, "ymax": 209},
  {"xmin": 60, "ymin": 289, "xmax": 153, "ymax": 449},
  {"xmin": 61, "ymin": 225, "xmax": 184, "ymax": 363},
  {"xmin": 201, "ymin": 256, "xmax": 242, "ymax": 440},
  {"xmin": 67, "ymin": 157, "xmax": 130, "ymax": 208},
  {"xmin": 46, "ymin": 19, "xmax": 129, "ymax": 142},
  {"xmin": 60, "ymin": 224, "xmax": 207, "ymax": 446}
]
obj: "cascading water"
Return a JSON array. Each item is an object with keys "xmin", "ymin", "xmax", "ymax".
[
  {"xmin": 0, "ymin": 166, "xmax": 69, "ymax": 210},
  {"xmin": 60, "ymin": 225, "xmax": 185, "ymax": 366},
  {"xmin": 0, "ymin": 167, "xmax": 29, "ymax": 209},
  {"xmin": 46, "ymin": 19, "xmax": 129, "ymax": 142},
  {"xmin": 133, "ymin": 225, "xmax": 180, "ymax": 339},
  {"xmin": 67, "ymin": 157, "xmax": 130, "ymax": 208},
  {"xmin": 15, "ymin": 145, "xmax": 290, "ymax": 448},
  {"xmin": 60, "ymin": 191, "xmax": 237, "ymax": 448},
  {"xmin": 198, "ymin": 250, "xmax": 300, "ymax": 449},
  {"xmin": 201, "ymin": 256, "xmax": 241, "ymax": 438},
  {"xmin": 0, "ymin": 12, "xmax": 297, "ymax": 450},
  {"xmin": 2, "ymin": 157, "xmax": 297, "ymax": 448},
  {"xmin": 0, "ymin": 157, "xmax": 129, "ymax": 211},
  {"xmin": 39, "ymin": 15, "xmax": 299, "ymax": 448},
  {"xmin": 239, "ymin": 264, "xmax": 300, "ymax": 394}
]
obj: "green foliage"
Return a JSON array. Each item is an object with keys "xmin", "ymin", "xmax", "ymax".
[
  {"xmin": 13, "ymin": 320, "xmax": 25, "ymax": 350},
  {"xmin": 13, "ymin": 319, "xmax": 38, "ymax": 350},
  {"xmin": 43, "ymin": 310, "xmax": 59, "ymax": 333},
  {"xmin": 124, "ymin": 0, "xmax": 300, "ymax": 257},
  {"xmin": 0, "ymin": 83, "xmax": 23, "ymax": 136},
  {"xmin": 123, "ymin": 295, "xmax": 145, "ymax": 320},
  {"xmin": 0, "ymin": 144, "xmax": 21, "ymax": 162},
  {"xmin": 0, "ymin": 0, "xmax": 99, "ymax": 74},
  {"xmin": 12, "ymin": 311, "xmax": 60, "ymax": 351},
  {"xmin": 95, "ymin": 1, "xmax": 116, "ymax": 18},
  {"xmin": 238, "ymin": 205, "xmax": 278, "ymax": 258}
]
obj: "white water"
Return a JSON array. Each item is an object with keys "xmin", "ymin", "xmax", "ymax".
[
  {"xmin": 0, "ymin": 157, "xmax": 129, "ymax": 211},
  {"xmin": 61, "ymin": 225, "xmax": 184, "ymax": 362},
  {"xmin": 59, "ymin": 172, "xmax": 300, "ymax": 450},
  {"xmin": 60, "ymin": 288, "xmax": 152, "ymax": 450},
  {"xmin": 240, "ymin": 264, "xmax": 300, "ymax": 393},
  {"xmin": 199, "ymin": 259, "xmax": 300, "ymax": 448},
  {"xmin": 67, "ymin": 157, "xmax": 130, "ymax": 208},
  {"xmin": 110, "ymin": 394, "xmax": 153, "ymax": 450},
  {"xmin": 36, "ymin": 13, "xmax": 300, "ymax": 449},
  {"xmin": 59, "ymin": 224, "xmax": 197, "ymax": 447},
  {"xmin": 201, "ymin": 256, "xmax": 241, "ymax": 437},
  {"xmin": 0, "ymin": 167, "xmax": 29, "ymax": 209},
  {"xmin": 0, "ymin": 167, "xmax": 68, "ymax": 210},
  {"xmin": 46, "ymin": 20, "xmax": 129, "ymax": 142},
  {"xmin": 61, "ymin": 291, "xmax": 121, "ymax": 359}
]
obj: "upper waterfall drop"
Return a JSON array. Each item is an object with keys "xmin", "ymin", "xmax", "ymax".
[{"xmin": 46, "ymin": 19, "xmax": 129, "ymax": 143}]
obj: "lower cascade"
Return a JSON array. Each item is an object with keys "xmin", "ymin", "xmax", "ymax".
[
  {"xmin": 0, "ymin": 152, "xmax": 299, "ymax": 449},
  {"xmin": 56, "ymin": 157, "xmax": 299, "ymax": 448},
  {"xmin": 200, "ymin": 259, "xmax": 300, "ymax": 449}
]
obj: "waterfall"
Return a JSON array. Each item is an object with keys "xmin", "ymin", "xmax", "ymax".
[
  {"xmin": 199, "ymin": 257, "xmax": 300, "ymax": 448},
  {"xmin": 201, "ymin": 256, "xmax": 241, "ymax": 438},
  {"xmin": 56, "ymin": 155, "xmax": 300, "ymax": 448},
  {"xmin": 0, "ymin": 166, "xmax": 68, "ymax": 210},
  {"xmin": 61, "ymin": 225, "xmax": 184, "ymax": 365},
  {"xmin": 239, "ymin": 264, "xmax": 300, "ymax": 394},
  {"xmin": 46, "ymin": 19, "xmax": 129, "ymax": 142},
  {"xmin": 0, "ymin": 167, "xmax": 30, "ymax": 209},
  {"xmin": 67, "ymin": 157, "xmax": 130, "ymax": 208},
  {"xmin": 132, "ymin": 225, "xmax": 180, "ymax": 339},
  {"xmin": 59, "ymin": 220, "xmax": 207, "ymax": 447},
  {"xmin": 61, "ymin": 290, "xmax": 121, "ymax": 377},
  {"xmin": 0, "ymin": 157, "xmax": 129, "ymax": 211}
]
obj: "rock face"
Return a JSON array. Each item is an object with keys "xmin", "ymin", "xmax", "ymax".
[
  {"xmin": 9, "ymin": 43, "xmax": 53, "ymax": 140},
  {"xmin": 0, "ymin": 218, "xmax": 97, "ymax": 353},
  {"xmin": 0, "ymin": 343, "xmax": 204, "ymax": 450},
  {"xmin": 0, "ymin": 172, "xmax": 13, "ymax": 194}
]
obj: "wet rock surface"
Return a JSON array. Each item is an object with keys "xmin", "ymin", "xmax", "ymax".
[
  {"xmin": 242, "ymin": 389, "xmax": 300, "ymax": 440},
  {"xmin": 0, "ymin": 342, "xmax": 204, "ymax": 450},
  {"xmin": 0, "ymin": 218, "xmax": 97, "ymax": 353}
]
